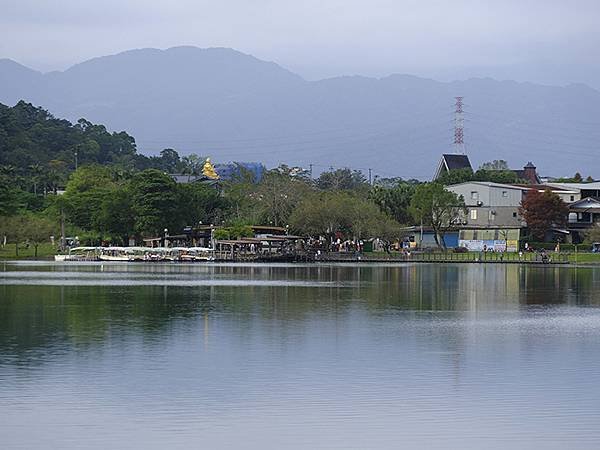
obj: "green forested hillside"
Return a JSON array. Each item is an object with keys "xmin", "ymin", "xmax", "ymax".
[
  {"xmin": 0, "ymin": 101, "xmax": 196, "ymax": 213},
  {"xmin": 0, "ymin": 101, "xmax": 139, "ymax": 191}
]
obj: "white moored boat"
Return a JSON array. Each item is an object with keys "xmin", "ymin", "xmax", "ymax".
[
  {"xmin": 179, "ymin": 247, "xmax": 214, "ymax": 261},
  {"xmin": 56, "ymin": 246, "xmax": 214, "ymax": 263},
  {"xmin": 98, "ymin": 247, "xmax": 133, "ymax": 261},
  {"xmin": 54, "ymin": 247, "xmax": 99, "ymax": 261}
]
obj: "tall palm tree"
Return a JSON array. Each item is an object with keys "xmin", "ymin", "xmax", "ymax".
[
  {"xmin": 0, "ymin": 165, "xmax": 16, "ymax": 177},
  {"xmin": 28, "ymin": 164, "xmax": 43, "ymax": 195}
]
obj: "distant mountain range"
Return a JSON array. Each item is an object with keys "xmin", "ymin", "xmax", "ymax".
[{"xmin": 1, "ymin": 46, "xmax": 599, "ymax": 179}]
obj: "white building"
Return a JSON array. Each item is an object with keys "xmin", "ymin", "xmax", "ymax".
[
  {"xmin": 445, "ymin": 181, "xmax": 528, "ymax": 252},
  {"xmin": 446, "ymin": 181, "xmax": 527, "ymax": 228}
]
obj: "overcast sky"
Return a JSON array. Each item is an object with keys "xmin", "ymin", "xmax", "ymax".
[{"xmin": 2, "ymin": 0, "xmax": 599, "ymax": 86}]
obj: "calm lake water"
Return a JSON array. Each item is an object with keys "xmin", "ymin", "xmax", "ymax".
[{"xmin": 2, "ymin": 262, "xmax": 600, "ymax": 449}]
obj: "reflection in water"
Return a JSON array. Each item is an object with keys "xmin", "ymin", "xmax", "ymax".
[{"xmin": 1, "ymin": 262, "xmax": 600, "ymax": 449}]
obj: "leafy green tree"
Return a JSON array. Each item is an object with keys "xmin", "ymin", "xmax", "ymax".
[
  {"xmin": 437, "ymin": 167, "xmax": 520, "ymax": 185},
  {"xmin": 273, "ymin": 164, "xmax": 311, "ymax": 181},
  {"xmin": 62, "ymin": 165, "xmax": 117, "ymax": 230},
  {"xmin": 181, "ymin": 154, "xmax": 205, "ymax": 179},
  {"xmin": 176, "ymin": 181, "xmax": 228, "ymax": 227},
  {"xmin": 0, "ymin": 214, "xmax": 57, "ymax": 256},
  {"xmin": 317, "ymin": 168, "xmax": 368, "ymax": 191},
  {"xmin": 27, "ymin": 164, "xmax": 44, "ymax": 195},
  {"xmin": 436, "ymin": 168, "xmax": 474, "ymax": 185},
  {"xmin": 129, "ymin": 169, "xmax": 179, "ymax": 236},
  {"xmin": 20, "ymin": 215, "xmax": 59, "ymax": 257},
  {"xmin": 409, "ymin": 183, "xmax": 466, "ymax": 248},
  {"xmin": 213, "ymin": 224, "xmax": 254, "ymax": 240},
  {"xmin": 289, "ymin": 192, "xmax": 340, "ymax": 236},
  {"xmin": 222, "ymin": 179, "xmax": 260, "ymax": 224},
  {"xmin": 213, "ymin": 228, "xmax": 231, "ymax": 240},
  {"xmin": 479, "ymin": 160, "xmax": 509, "ymax": 170},
  {"xmin": 65, "ymin": 165, "xmax": 115, "ymax": 193},
  {"xmin": 254, "ymin": 170, "xmax": 314, "ymax": 226},
  {"xmin": 0, "ymin": 176, "xmax": 23, "ymax": 215},
  {"xmin": 289, "ymin": 191, "xmax": 400, "ymax": 239},
  {"xmin": 0, "ymin": 215, "xmax": 26, "ymax": 256},
  {"xmin": 519, "ymin": 189, "xmax": 568, "ymax": 241},
  {"xmin": 369, "ymin": 183, "xmax": 416, "ymax": 224},
  {"xmin": 93, "ymin": 189, "xmax": 134, "ymax": 245},
  {"xmin": 373, "ymin": 176, "xmax": 420, "ymax": 188},
  {"xmin": 0, "ymin": 101, "xmax": 138, "ymax": 194},
  {"xmin": 220, "ymin": 167, "xmax": 313, "ymax": 226},
  {"xmin": 473, "ymin": 169, "xmax": 519, "ymax": 184},
  {"xmin": 229, "ymin": 224, "xmax": 254, "ymax": 239},
  {"xmin": 157, "ymin": 148, "xmax": 182, "ymax": 172}
]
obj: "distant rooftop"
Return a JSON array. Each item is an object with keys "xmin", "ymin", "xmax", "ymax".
[
  {"xmin": 434, "ymin": 154, "xmax": 472, "ymax": 180},
  {"xmin": 447, "ymin": 181, "xmax": 529, "ymax": 190},
  {"xmin": 170, "ymin": 174, "xmax": 205, "ymax": 184},
  {"xmin": 515, "ymin": 184, "xmax": 579, "ymax": 193},
  {"xmin": 442, "ymin": 154, "xmax": 472, "ymax": 171},
  {"xmin": 547, "ymin": 182, "xmax": 600, "ymax": 191}
]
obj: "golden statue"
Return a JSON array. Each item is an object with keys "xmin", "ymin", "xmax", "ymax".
[{"xmin": 202, "ymin": 158, "xmax": 219, "ymax": 180}]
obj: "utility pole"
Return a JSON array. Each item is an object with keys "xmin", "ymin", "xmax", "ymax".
[
  {"xmin": 60, "ymin": 207, "xmax": 65, "ymax": 250},
  {"xmin": 368, "ymin": 168, "xmax": 372, "ymax": 185},
  {"xmin": 309, "ymin": 164, "xmax": 313, "ymax": 179}
]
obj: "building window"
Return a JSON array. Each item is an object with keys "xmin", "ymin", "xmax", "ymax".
[
  {"xmin": 489, "ymin": 211, "xmax": 495, "ymax": 221},
  {"xmin": 570, "ymin": 195, "xmax": 575, "ymax": 202},
  {"xmin": 513, "ymin": 212, "xmax": 517, "ymax": 218},
  {"xmin": 471, "ymin": 191, "xmax": 479, "ymax": 200},
  {"xmin": 470, "ymin": 209, "xmax": 477, "ymax": 220},
  {"xmin": 502, "ymin": 191, "xmax": 508, "ymax": 197}
]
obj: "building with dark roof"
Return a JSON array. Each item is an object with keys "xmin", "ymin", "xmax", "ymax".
[
  {"xmin": 170, "ymin": 174, "xmax": 205, "ymax": 184},
  {"xmin": 434, "ymin": 154, "xmax": 472, "ymax": 180},
  {"xmin": 512, "ymin": 162, "xmax": 541, "ymax": 184},
  {"xmin": 567, "ymin": 197, "xmax": 600, "ymax": 243}
]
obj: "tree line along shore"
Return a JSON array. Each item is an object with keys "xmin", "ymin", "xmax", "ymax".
[{"xmin": 1, "ymin": 101, "xmax": 600, "ymax": 262}]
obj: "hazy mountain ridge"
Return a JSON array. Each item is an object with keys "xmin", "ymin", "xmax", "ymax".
[{"xmin": 1, "ymin": 46, "xmax": 599, "ymax": 179}]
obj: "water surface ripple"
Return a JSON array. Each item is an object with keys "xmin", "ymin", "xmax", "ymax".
[{"xmin": 1, "ymin": 262, "xmax": 600, "ymax": 449}]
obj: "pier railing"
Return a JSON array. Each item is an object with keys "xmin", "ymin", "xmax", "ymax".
[{"xmin": 315, "ymin": 250, "xmax": 571, "ymax": 264}]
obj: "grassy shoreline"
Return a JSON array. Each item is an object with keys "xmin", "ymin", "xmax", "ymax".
[
  {"xmin": 0, "ymin": 243, "xmax": 56, "ymax": 260},
  {"xmin": 2, "ymin": 245, "xmax": 600, "ymax": 265}
]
